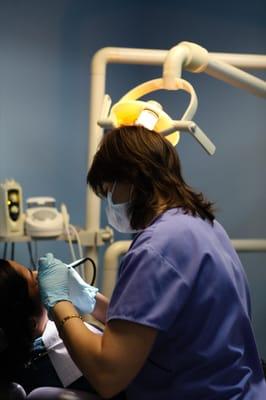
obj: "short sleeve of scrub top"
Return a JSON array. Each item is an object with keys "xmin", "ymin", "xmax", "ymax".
[{"xmin": 107, "ymin": 239, "xmax": 192, "ymax": 332}]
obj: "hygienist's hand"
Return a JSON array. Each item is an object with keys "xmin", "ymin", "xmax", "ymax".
[
  {"xmin": 68, "ymin": 267, "xmax": 98, "ymax": 315},
  {"xmin": 38, "ymin": 253, "xmax": 70, "ymax": 312}
]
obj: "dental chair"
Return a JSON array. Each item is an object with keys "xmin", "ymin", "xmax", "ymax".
[
  {"xmin": 0, "ymin": 382, "xmax": 102, "ymax": 400},
  {"xmin": 27, "ymin": 387, "xmax": 126, "ymax": 399},
  {"xmin": 0, "ymin": 383, "xmax": 96, "ymax": 400},
  {"xmin": 26, "ymin": 387, "xmax": 101, "ymax": 399},
  {"xmin": 0, "ymin": 382, "xmax": 26, "ymax": 399}
]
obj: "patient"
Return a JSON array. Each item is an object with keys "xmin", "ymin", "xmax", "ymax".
[{"xmin": 0, "ymin": 259, "xmax": 104, "ymax": 395}]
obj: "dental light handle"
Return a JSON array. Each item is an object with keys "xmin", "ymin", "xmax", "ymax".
[
  {"xmin": 161, "ymin": 121, "xmax": 216, "ymax": 155},
  {"xmin": 189, "ymin": 124, "xmax": 216, "ymax": 155},
  {"xmin": 98, "ymin": 118, "xmax": 115, "ymax": 129},
  {"xmin": 100, "ymin": 94, "xmax": 112, "ymax": 120}
]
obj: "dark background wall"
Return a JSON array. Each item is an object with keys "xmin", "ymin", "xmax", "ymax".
[{"xmin": 0, "ymin": 0, "xmax": 265, "ymax": 356}]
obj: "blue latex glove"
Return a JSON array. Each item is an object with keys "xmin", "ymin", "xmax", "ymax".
[
  {"xmin": 68, "ymin": 267, "xmax": 98, "ymax": 315},
  {"xmin": 37, "ymin": 253, "xmax": 70, "ymax": 311}
]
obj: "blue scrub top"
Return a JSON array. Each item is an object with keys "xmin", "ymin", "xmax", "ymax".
[{"xmin": 107, "ymin": 208, "xmax": 266, "ymax": 399}]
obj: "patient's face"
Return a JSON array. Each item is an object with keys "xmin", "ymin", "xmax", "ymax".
[{"xmin": 9, "ymin": 260, "xmax": 48, "ymax": 337}]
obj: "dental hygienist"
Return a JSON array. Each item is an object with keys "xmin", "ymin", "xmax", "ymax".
[{"xmin": 38, "ymin": 125, "xmax": 266, "ymax": 399}]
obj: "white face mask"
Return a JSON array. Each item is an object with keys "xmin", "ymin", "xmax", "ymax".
[{"xmin": 105, "ymin": 183, "xmax": 138, "ymax": 234}]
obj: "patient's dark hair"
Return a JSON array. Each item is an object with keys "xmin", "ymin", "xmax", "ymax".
[
  {"xmin": 88, "ymin": 125, "xmax": 215, "ymax": 229},
  {"xmin": 0, "ymin": 259, "xmax": 35, "ymax": 382}
]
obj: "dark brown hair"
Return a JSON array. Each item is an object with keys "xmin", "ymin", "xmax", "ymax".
[
  {"xmin": 87, "ymin": 125, "xmax": 215, "ymax": 229},
  {"xmin": 0, "ymin": 260, "xmax": 36, "ymax": 383}
]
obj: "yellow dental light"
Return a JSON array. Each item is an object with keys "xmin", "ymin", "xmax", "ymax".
[
  {"xmin": 108, "ymin": 78, "xmax": 198, "ymax": 146},
  {"xmin": 98, "ymin": 78, "xmax": 215, "ymax": 155}
]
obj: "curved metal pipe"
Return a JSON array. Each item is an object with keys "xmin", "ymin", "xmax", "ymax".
[
  {"xmin": 102, "ymin": 240, "xmax": 131, "ymax": 297},
  {"xmin": 163, "ymin": 42, "xmax": 209, "ymax": 89}
]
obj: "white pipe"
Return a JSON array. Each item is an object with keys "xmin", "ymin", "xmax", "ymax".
[
  {"xmin": 84, "ymin": 59, "xmax": 107, "ymax": 282},
  {"xmin": 101, "ymin": 238, "xmax": 266, "ymax": 297},
  {"xmin": 206, "ymin": 58, "xmax": 266, "ymax": 98},
  {"xmin": 231, "ymin": 239, "xmax": 266, "ymax": 252},
  {"xmin": 91, "ymin": 47, "xmax": 167, "ymax": 73},
  {"xmin": 102, "ymin": 240, "xmax": 131, "ymax": 297},
  {"xmin": 210, "ymin": 53, "xmax": 266, "ymax": 70},
  {"xmin": 162, "ymin": 45, "xmax": 191, "ymax": 88},
  {"xmin": 163, "ymin": 42, "xmax": 209, "ymax": 88}
]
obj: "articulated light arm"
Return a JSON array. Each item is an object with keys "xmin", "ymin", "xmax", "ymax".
[
  {"xmin": 98, "ymin": 119, "xmax": 115, "ymax": 130},
  {"xmin": 160, "ymin": 121, "xmax": 216, "ymax": 155},
  {"xmin": 163, "ymin": 42, "xmax": 266, "ymax": 98}
]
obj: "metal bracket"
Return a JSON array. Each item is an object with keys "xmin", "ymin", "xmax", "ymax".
[{"xmin": 161, "ymin": 120, "xmax": 216, "ymax": 155}]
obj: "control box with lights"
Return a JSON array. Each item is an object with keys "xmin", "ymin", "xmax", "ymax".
[{"xmin": 0, "ymin": 179, "xmax": 24, "ymax": 238}]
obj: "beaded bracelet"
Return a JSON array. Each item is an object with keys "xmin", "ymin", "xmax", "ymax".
[{"xmin": 60, "ymin": 314, "xmax": 83, "ymax": 328}]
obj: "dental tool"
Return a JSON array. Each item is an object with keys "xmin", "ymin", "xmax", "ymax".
[
  {"xmin": 68, "ymin": 257, "xmax": 91, "ymax": 269},
  {"xmin": 68, "ymin": 257, "xmax": 96, "ymax": 285}
]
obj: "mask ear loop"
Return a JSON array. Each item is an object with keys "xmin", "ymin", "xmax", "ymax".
[
  {"xmin": 110, "ymin": 182, "xmax": 134, "ymax": 206},
  {"xmin": 129, "ymin": 184, "xmax": 134, "ymax": 202},
  {"xmin": 110, "ymin": 182, "xmax": 117, "ymax": 201}
]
